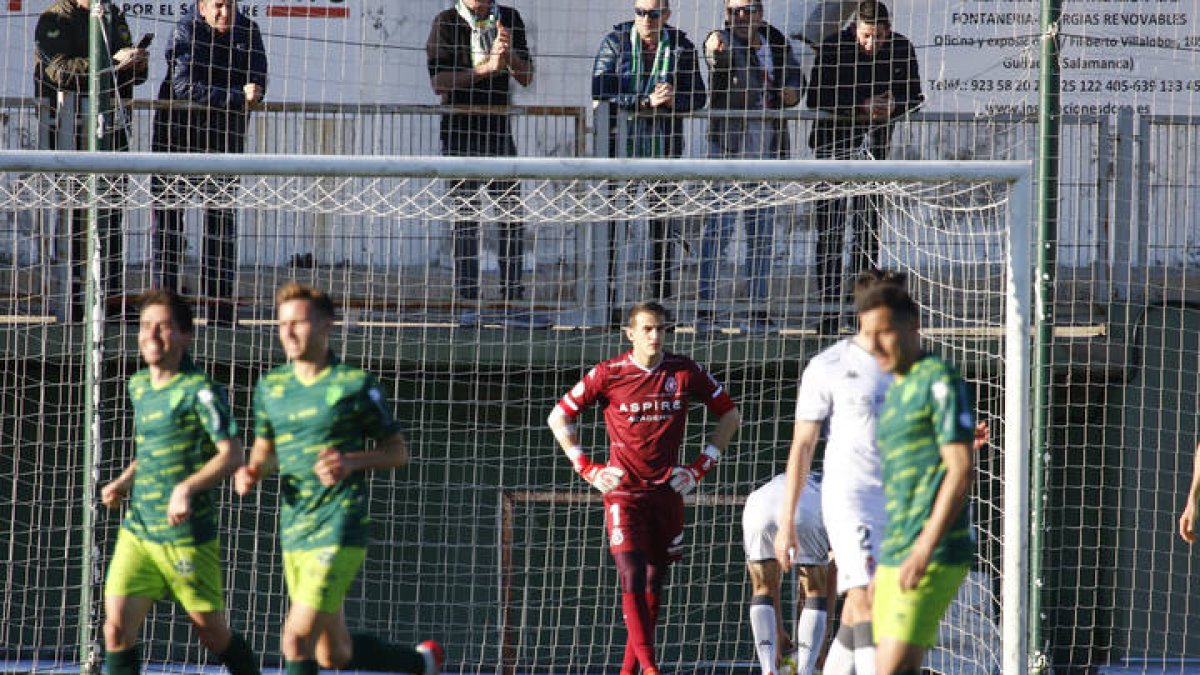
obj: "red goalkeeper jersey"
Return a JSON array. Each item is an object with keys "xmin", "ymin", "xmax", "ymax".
[{"xmin": 556, "ymin": 350, "xmax": 736, "ymax": 489}]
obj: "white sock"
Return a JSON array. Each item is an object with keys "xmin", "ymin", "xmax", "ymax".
[
  {"xmin": 794, "ymin": 597, "xmax": 828, "ymax": 675},
  {"xmin": 822, "ymin": 626, "xmax": 855, "ymax": 675},
  {"xmin": 852, "ymin": 622, "xmax": 876, "ymax": 675},
  {"xmin": 750, "ymin": 595, "xmax": 778, "ymax": 675}
]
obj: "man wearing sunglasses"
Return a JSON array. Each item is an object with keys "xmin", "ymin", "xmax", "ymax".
[
  {"xmin": 698, "ymin": 0, "xmax": 804, "ymax": 333},
  {"xmin": 593, "ymin": 0, "xmax": 706, "ymax": 302},
  {"xmin": 806, "ymin": 0, "xmax": 923, "ymax": 336}
]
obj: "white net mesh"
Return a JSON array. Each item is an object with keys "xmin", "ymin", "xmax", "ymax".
[
  {"xmin": 0, "ymin": 154, "xmax": 1028, "ymax": 675},
  {"xmin": 5, "ymin": 0, "xmax": 1200, "ymax": 670}
]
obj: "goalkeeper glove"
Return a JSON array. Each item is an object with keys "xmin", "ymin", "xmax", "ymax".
[
  {"xmin": 581, "ymin": 461, "xmax": 625, "ymax": 494},
  {"xmin": 669, "ymin": 444, "xmax": 721, "ymax": 496},
  {"xmin": 567, "ymin": 447, "xmax": 625, "ymax": 494}
]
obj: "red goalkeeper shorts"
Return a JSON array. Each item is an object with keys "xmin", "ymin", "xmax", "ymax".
[{"xmin": 604, "ymin": 486, "xmax": 685, "ymax": 564}]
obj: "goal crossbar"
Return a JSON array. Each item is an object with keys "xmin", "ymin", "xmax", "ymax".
[{"xmin": 0, "ymin": 150, "xmax": 1031, "ymax": 183}]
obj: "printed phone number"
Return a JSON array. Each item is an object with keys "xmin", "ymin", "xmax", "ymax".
[{"xmin": 929, "ymin": 78, "xmax": 1200, "ymax": 93}]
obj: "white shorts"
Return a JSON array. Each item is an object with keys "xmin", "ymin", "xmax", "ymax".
[
  {"xmin": 822, "ymin": 487, "xmax": 885, "ymax": 591},
  {"xmin": 742, "ymin": 474, "xmax": 829, "ymax": 566}
]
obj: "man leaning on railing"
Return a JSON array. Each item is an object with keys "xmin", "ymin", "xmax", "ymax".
[
  {"xmin": 592, "ymin": 0, "xmax": 706, "ymax": 304},
  {"xmin": 698, "ymin": 0, "xmax": 803, "ymax": 334},
  {"xmin": 151, "ymin": 0, "xmax": 267, "ymax": 327}
]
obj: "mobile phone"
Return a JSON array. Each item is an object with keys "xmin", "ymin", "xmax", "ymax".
[{"xmin": 136, "ymin": 33, "xmax": 154, "ymax": 49}]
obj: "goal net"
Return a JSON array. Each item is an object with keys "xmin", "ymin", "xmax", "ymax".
[
  {"xmin": 0, "ymin": 153, "xmax": 1030, "ymax": 675},
  {"xmin": 6, "ymin": 0, "xmax": 1200, "ymax": 670}
]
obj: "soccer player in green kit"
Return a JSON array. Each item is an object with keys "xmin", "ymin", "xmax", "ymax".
[
  {"xmin": 100, "ymin": 289, "xmax": 260, "ymax": 675},
  {"xmin": 234, "ymin": 282, "xmax": 442, "ymax": 675},
  {"xmin": 855, "ymin": 275, "xmax": 976, "ymax": 675}
]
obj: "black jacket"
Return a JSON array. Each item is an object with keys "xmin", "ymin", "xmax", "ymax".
[
  {"xmin": 152, "ymin": 6, "xmax": 268, "ymax": 154},
  {"xmin": 592, "ymin": 21, "xmax": 706, "ymax": 158},
  {"xmin": 705, "ymin": 23, "xmax": 804, "ymax": 158},
  {"xmin": 34, "ymin": 0, "xmax": 146, "ymax": 150},
  {"xmin": 426, "ymin": 5, "xmax": 531, "ymax": 156},
  {"xmin": 806, "ymin": 24, "xmax": 923, "ymax": 153}
]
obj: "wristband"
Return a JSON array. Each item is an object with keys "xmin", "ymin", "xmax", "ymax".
[
  {"xmin": 566, "ymin": 446, "xmax": 589, "ymax": 473},
  {"xmin": 691, "ymin": 444, "xmax": 721, "ymax": 477}
]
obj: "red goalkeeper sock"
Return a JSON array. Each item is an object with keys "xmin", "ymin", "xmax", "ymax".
[
  {"xmin": 622, "ymin": 591, "xmax": 658, "ymax": 672},
  {"xmin": 620, "ymin": 594, "xmax": 660, "ymax": 673},
  {"xmin": 620, "ymin": 640, "xmax": 638, "ymax": 675}
]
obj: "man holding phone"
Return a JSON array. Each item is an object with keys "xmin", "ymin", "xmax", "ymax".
[{"xmin": 34, "ymin": 0, "xmax": 150, "ymax": 322}]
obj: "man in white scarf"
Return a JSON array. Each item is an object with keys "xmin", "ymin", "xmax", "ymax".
[{"xmin": 427, "ymin": 0, "xmax": 534, "ymax": 322}]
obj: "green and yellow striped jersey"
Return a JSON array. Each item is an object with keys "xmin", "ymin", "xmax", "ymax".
[
  {"xmin": 876, "ymin": 353, "xmax": 976, "ymax": 566},
  {"xmin": 125, "ymin": 360, "xmax": 237, "ymax": 545},
  {"xmin": 253, "ymin": 355, "xmax": 401, "ymax": 551}
]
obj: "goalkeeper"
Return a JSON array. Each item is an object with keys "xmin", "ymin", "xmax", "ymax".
[
  {"xmin": 100, "ymin": 289, "xmax": 259, "ymax": 675},
  {"xmin": 234, "ymin": 283, "xmax": 441, "ymax": 675},
  {"xmin": 548, "ymin": 301, "xmax": 741, "ymax": 675}
]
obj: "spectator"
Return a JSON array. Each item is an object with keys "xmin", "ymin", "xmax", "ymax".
[
  {"xmin": 34, "ymin": 0, "xmax": 148, "ymax": 321},
  {"xmin": 427, "ymin": 0, "xmax": 533, "ymax": 324},
  {"xmin": 698, "ymin": 0, "xmax": 803, "ymax": 333},
  {"xmin": 151, "ymin": 0, "xmax": 267, "ymax": 326},
  {"xmin": 593, "ymin": 0, "xmax": 706, "ymax": 301},
  {"xmin": 806, "ymin": 0, "xmax": 922, "ymax": 334}
]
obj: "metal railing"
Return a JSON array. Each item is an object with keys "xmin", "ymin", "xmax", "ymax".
[{"xmin": 0, "ymin": 97, "xmax": 1194, "ymax": 315}]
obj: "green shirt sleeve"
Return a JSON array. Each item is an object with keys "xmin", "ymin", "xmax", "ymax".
[
  {"xmin": 931, "ymin": 367, "xmax": 975, "ymax": 447},
  {"xmin": 253, "ymin": 376, "xmax": 274, "ymax": 441},
  {"xmin": 358, "ymin": 373, "xmax": 402, "ymax": 441},
  {"xmin": 193, "ymin": 381, "xmax": 237, "ymax": 443}
]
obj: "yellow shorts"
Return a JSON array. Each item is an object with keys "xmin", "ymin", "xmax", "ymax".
[
  {"xmin": 283, "ymin": 546, "xmax": 366, "ymax": 613},
  {"xmin": 104, "ymin": 529, "xmax": 224, "ymax": 612},
  {"xmin": 872, "ymin": 562, "xmax": 969, "ymax": 648}
]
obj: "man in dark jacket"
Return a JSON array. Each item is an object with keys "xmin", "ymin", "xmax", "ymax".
[
  {"xmin": 807, "ymin": 0, "xmax": 922, "ymax": 333},
  {"xmin": 152, "ymin": 0, "xmax": 267, "ymax": 325},
  {"xmin": 592, "ymin": 0, "xmax": 706, "ymax": 302},
  {"xmin": 34, "ymin": 0, "xmax": 148, "ymax": 321},
  {"xmin": 698, "ymin": 0, "xmax": 804, "ymax": 332},
  {"xmin": 427, "ymin": 0, "xmax": 533, "ymax": 318}
]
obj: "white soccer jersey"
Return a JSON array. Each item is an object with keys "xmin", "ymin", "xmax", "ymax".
[
  {"xmin": 793, "ymin": 338, "xmax": 891, "ymax": 500},
  {"xmin": 794, "ymin": 338, "xmax": 892, "ymax": 590},
  {"xmin": 742, "ymin": 473, "xmax": 829, "ymax": 565}
]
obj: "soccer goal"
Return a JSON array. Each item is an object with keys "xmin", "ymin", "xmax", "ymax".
[{"xmin": 0, "ymin": 152, "xmax": 1030, "ymax": 675}]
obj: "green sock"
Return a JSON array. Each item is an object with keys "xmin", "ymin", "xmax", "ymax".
[
  {"xmin": 105, "ymin": 646, "xmax": 140, "ymax": 675},
  {"xmin": 283, "ymin": 660, "xmax": 318, "ymax": 675},
  {"xmin": 349, "ymin": 633, "xmax": 423, "ymax": 673},
  {"xmin": 219, "ymin": 632, "xmax": 260, "ymax": 675}
]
